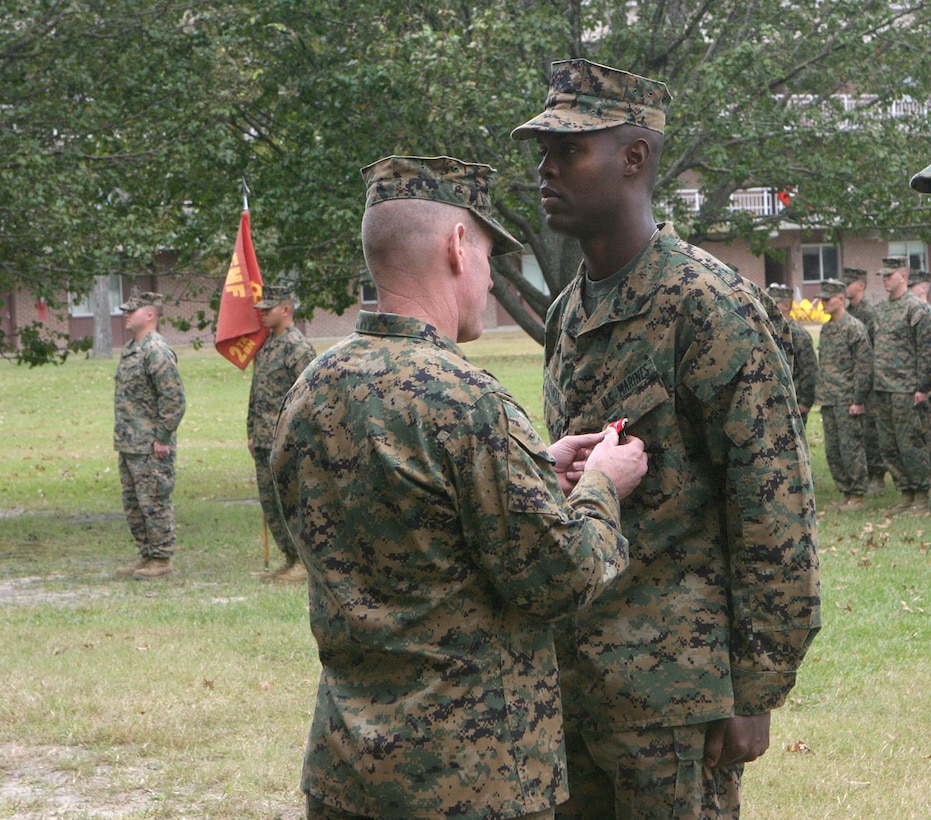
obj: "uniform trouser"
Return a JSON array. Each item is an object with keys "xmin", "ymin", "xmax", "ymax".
[
  {"xmin": 118, "ymin": 451, "xmax": 176, "ymax": 558},
  {"xmin": 254, "ymin": 447, "xmax": 296, "ymax": 557},
  {"xmin": 306, "ymin": 794, "xmax": 554, "ymax": 819},
  {"xmin": 873, "ymin": 391, "xmax": 930, "ymax": 493},
  {"xmin": 862, "ymin": 397, "xmax": 886, "ymax": 479},
  {"xmin": 555, "ymin": 727, "xmax": 741, "ymax": 820},
  {"xmin": 821, "ymin": 405, "xmax": 868, "ymax": 496}
]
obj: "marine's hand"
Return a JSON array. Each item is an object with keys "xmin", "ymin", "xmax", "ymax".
[
  {"xmin": 704, "ymin": 712, "xmax": 771, "ymax": 768},
  {"xmin": 584, "ymin": 428, "xmax": 648, "ymax": 501},
  {"xmin": 247, "ymin": 437, "xmax": 256, "ymax": 459},
  {"xmin": 153, "ymin": 442, "xmax": 171, "ymax": 460},
  {"xmin": 550, "ymin": 431, "xmax": 607, "ymax": 495}
]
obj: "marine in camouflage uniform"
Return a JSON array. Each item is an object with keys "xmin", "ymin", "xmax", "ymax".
[
  {"xmin": 767, "ymin": 283, "xmax": 817, "ymax": 426},
  {"xmin": 247, "ymin": 284, "xmax": 316, "ymax": 582},
  {"xmin": 512, "ymin": 59, "xmax": 821, "ymax": 819},
  {"xmin": 814, "ymin": 279, "xmax": 872, "ymax": 508},
  {"xmin": 843, "ymin": 267, "xmax": 887, "ymax": 493},
  {"xmin": 271, "ymin": 155, "xmax": 649, "ymax": 820},
  {"xmin": 113, "ymin": 290, "xmax": 186, "ymax": 579},
  {"xmin": 872, "ymin": 256, "xmax": 931, "ymax": 514}
]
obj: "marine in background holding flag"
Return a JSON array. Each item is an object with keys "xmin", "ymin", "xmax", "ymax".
[{"xmin": 247, "ymin": 285, "xmax": 316, "ymax": 583}]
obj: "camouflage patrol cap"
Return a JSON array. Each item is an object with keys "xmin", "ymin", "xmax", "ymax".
[
  {"xmin": 766, "ymin": 283, "xmax": 794, "ymax": 302},
  {"xmin": 840, "ymin": 267, "xmax": 867, "ymax": 285},
  {"xmin": 255, "ymin": 284, "xmax": 295, "ymax": 309},
  {"xmin": 119, "ymin": 288, "xmax": 163, "ymax": 312},
  {"xmin": 361, "ymin": 155, "xmax": 522, "ymax": 256},
  {"xmin": 877, "ymin": 256, "xmax": 909, "ymax": 275},
  {"xmin": 511, "ymin": 59, "xmax": 672, "ymax": 140},
  {"xmin": 817, "ymin": 279, "xmax": 847, "ymax": 299},
  {"xmin": 909, "ymin": 269, "xmax": 931, "ymax": 285},
  {"xmin": 910, "ymin": 163, "xmax": 931, "ymax": 194}
]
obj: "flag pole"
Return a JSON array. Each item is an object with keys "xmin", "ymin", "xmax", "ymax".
[
  {"xmin": 242, "ymin": 174, "xmax": 267, "ymax": 572},
  {"xmin": 262, "ymin": 513, "xmax": 270, "ymax": 572}
]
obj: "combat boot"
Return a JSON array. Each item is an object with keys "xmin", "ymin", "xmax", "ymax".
[
  {"xmin": 274, "ymin": 560, "xmax": 308, "ymax": 584},
  {"xmin": 885, "ymin": 490, "xmax": 914, "ymax": 516},
  {"xmin": 907, "ymin": 490, "xmax": 930, "ymax": 515},
  {"xmin": 132, "ymin": 558, "xmax": 175, "ymax": 579},
  {"xmin": 844, "ymin": 495, "xmax": 867, "ymax": 512},
  {"xmin": 116, "ymin": 556, "xmax": 151, "ymax": 576},
  {"xmin": 867, "ymin": 476, "xmax": 886, "ymax": 496}
]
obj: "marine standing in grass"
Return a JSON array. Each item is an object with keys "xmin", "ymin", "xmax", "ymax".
[
  {"xmin": 114, "ymin": 289, "xmax": 186, "ymax": 580},
  {"xmin": 843, "ymin": 267, "xmax": 887, "ymax": 495},
  {"xmin": 271, "ymin": 155, "xmax": 648, "ymax": 819},
  {"xmin": 512, "ymin": 59, "xmax": 821, "ymax": 819},
  {"xmin": 767, "ymin": 283, "xmax": 817, "ymax": 426},
  {"xmin": 815, "ymin": 279, "xmax": 872, "ymax": 511},
  {"xmin": 247, "ymin": 284, "xmax": 316, "ymax": 583},
  {"xmin": 872, "ymin": 256, "xmax": 931, "ymax": 515}
]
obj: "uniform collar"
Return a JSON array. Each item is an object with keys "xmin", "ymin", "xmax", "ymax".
[{"xmin": 563, "ymin": 222, "xmax": 677, "ymax": 336}]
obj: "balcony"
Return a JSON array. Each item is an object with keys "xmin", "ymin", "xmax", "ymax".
[{"xmin": 674, "ymin": 187, "xmax": 787, "ymax": 218}]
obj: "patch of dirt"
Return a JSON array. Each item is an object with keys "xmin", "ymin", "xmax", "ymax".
[
  {"xmin": 0, "ymin": 742, "xmax": 154, "ymax": 818},
  {"xmin": 0, "ymin": 576, "xmax": 114, "ymax": 608},
  {"xmin": 0, "ymin": 743, "xmax": 304, "ymax": 819}
]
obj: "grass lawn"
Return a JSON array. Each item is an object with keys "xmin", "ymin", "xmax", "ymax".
[{"xmin": 1, "ymin": 328, "xmax": 929, "ymax": 818}]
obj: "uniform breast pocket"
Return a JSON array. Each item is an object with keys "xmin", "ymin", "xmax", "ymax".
[
  {"xmin": 594, "ymin": 360, "xmax": 670, "ymax": 432},
  {"xmin": 594, "ymin": 361, "xmax": 688, "ymax": 506}
]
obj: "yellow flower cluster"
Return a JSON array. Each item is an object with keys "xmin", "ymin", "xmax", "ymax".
[{"xmin": 790, "ymin": 298, "xmax": 830, "ymax": 324}]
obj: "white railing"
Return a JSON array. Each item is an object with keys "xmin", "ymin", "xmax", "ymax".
[
  {"xmin": 778, "ymin": 93, "xmax": 930, "ymax": 129},
  {"xmin": 673, "ymin": 187, "xmax": 786, "ymax": 217}
]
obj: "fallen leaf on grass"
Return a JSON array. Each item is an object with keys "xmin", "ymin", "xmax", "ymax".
[
  {"xmin": 786, "ymin": 740, "xmax": 812, "ymax": 753},
  {"xmin": 202, "ymin": 679, "xmax": 215, "ymax": 689},
  {"xmin": 836, "ymin": 601, "xmax": 854, "ymax": 612},
  {"xmin": 261, "ymin": 680, "xmax": 276, "ymax": 690}
]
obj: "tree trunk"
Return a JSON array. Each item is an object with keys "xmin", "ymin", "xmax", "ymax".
[{"xmin": 91, "ymin": 275, "xmax": 113, "ymax": 358}]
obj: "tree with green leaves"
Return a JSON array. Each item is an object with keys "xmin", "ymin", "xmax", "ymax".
[{"xmin": 3, "ymin": 0, "xmax": 930, "ymax": 358}]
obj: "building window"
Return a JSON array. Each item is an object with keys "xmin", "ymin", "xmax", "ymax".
[
  {"xmin": 360, "ymin": 278, "xmax": 378, "ymax": 305},
  {"xmin": 69, "ymin": 274, "xmax": 123, "ymax": 317},
  {"xmin": 888, "ymin": 240, "xmax": 928, "ymax": 272},
  {"xmin": 520, "ymin": 252, "xmax": 550, "ymax": 297},
  {"xmin": 802, "ymin": 244, "xmax": 839, "ymax": 282}
]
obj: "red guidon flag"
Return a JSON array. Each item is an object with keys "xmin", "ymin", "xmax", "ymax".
[{"xmin": 215, "ymin": 210, "xmax": 269, "ymax": 369}]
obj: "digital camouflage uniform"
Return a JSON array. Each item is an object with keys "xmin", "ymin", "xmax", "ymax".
[
  {"xmin": 541, "ymin": 223, "xmax": 821, "ymax": 817},
  {"xmin": 271, "ymin": 312, "xmax": 628, "ymax": 819},
  {"xmin": 114, "ymin": 327, "xmax": 186, "ymax": 559},
  {"xmin": 872, "ymin": 286, "xmax": 931, "ymax": 495},
  {"xmin": 766, "ymin": 284, "xmax": 816, "ymax": 428},
  {"xmin": 271, "ymin": 155, "xmax": 626, "ymax": 819},
  {"xmin": 816, "ymin": 308, "xmax": 872, "ymax": 497},
  {"xmin": 846, "ymin": 294, "xmax": 886, "ymax": 483},
  {"xmin": 511, "ymin": 58, "xmax": 820, "ymax": 819},
  {"xmin": 789, "ymin": 318, "xmax": 817, "ymax": 424},
  {"xmin": 247, "ymin": 321, "xmax": 315, "ymax": 557}
]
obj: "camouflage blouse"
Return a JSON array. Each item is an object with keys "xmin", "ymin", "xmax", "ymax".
[
  {"xmin": 272, "ymin": 311, "xmax": 628, "ymax": 818},
  {"xmin": 113, "ymin": 331, "xmax": 185, "ymax": 454},
  {"xmin": 544, "ymin": 223, "xmax": 821, "ymax": 731}
]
